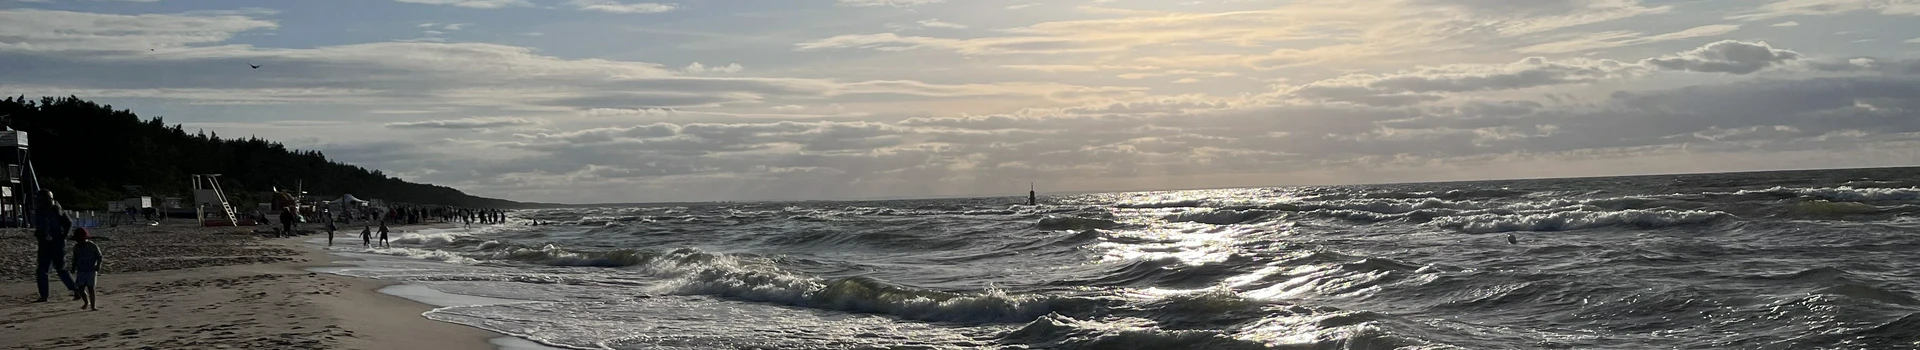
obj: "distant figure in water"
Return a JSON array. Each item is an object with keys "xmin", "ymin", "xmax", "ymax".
[
  {"xmin": 1507, "ymin": 233, "xmax": 1518, "ymax": 245},
  {"xmin": 378, "ymin": 222, "xmax": 390, "ymax": 248},
  {"xmin": 361, "ymin": 226, "xmax": 372, "ymax": 248}
]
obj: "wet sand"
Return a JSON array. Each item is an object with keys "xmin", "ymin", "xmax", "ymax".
[{"xmin": 0, "ymin": 221, "xmax": 495, "ymax": 350}]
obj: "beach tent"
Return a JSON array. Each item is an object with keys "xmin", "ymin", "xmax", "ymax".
[{"xmin": 334, "ymin": 194, "xmax": 370, "ymax": 206}]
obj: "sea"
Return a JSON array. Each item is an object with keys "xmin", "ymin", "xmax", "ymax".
[{"xmin": 311, "ymin": 167, "xmax": 1920, "ymax": 350}]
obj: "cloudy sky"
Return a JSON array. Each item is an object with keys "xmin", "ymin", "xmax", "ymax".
[{"xmin": 2, "ymin": 0, "xmax": 1919, "ymax": 203}]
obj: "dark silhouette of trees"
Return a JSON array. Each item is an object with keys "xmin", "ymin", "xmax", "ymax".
[{"xmin": 0, "ymin": 95, "xmax": 530, "ymax": 210}]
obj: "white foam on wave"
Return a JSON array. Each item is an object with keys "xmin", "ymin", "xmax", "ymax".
[
  {"xmin": 363, "ymin": 246, "xmax": 485, "ymax": 264},
  {"xmin": 389, "ymin": 229, "xmax": 471, "ymax": 246},
  {"xmin": 1735, "ymin": 186, "xmax": 1920, "ymax": 201},
  {"xmin": 425, "ymin": 295, "xmax": 996, "ymax": 350},
  {"xmin": 1163, "ymin": 208, "xmax": 1272, "ymax": 225},
  {"xmin": 306, "ymin": 240, "xmax": 567, "ymax": 350},
  {"xmin": 1429, "ymin": 208, "xmax": 1730, "ymax": 234}
]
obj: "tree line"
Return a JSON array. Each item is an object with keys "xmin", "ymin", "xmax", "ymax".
[{"xmin": 0, "ymin": 95, "xmax": 532, "ymax": 210}]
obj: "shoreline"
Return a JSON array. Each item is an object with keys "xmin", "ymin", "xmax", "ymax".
[
  {"xmin": 294, "ymin": 223, "xmax": 566, "ymax": 350},
  {"xmin": 0, "ymin": 221, "xmax": 516, "ymax": 350},
  {"xmin": 282, "ymin": 222, "xmax": 505, "ymax": 350}
]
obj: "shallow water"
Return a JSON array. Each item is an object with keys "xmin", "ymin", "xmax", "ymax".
[{"xmin": 319, "ymin": 167, "xmax": 1920, "ymax": 349}]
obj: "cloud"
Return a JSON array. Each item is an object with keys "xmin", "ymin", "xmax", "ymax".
[
  {"xmin": 794, "ymin": 32, "xmax": 1107, "ymax": 55},
  {"xmin": 915, "ymin": 19, "xmax": 967, "ymax": 29},
  {"xmin": 1515, "ymin": 24, "xmax": 1743, "ymax": 54},
  {"xmin": 391, "ymin": 0, "xmax": 533, "ymax": 9},
  {"xmin": 1771, "ymin": 21, "xmax": 1800, "ymax": 26},
  {"xmin": 385, "ymin": 117, "xmax": 544, "ymax": 129},
  {"xmin": 799, "ymin": 0, "xmax": 1678, "ymax": 71},
  {"xmin": 683, "ymin": 62, "xmax": 745, "ymax": 74},
  {"xmin": 1282, "ymin": 56, "xmax": 1640, "ymax": 106},
  {"xmin": 0, "ymin": 8, "xmax": 277, "ymax": 52},
  {"xmin": 1276, "ymin": 40, "xmax": 1808, "ymax": 107},
  {"xmin": 408, "ymin": 72, "xmax": 1920, "ymax": 202},
  {"xmin": 889, "ymin": 18, "xmax": 968, "ymax": 30},
  {"xmin": 1730, "ymin": 0, "xmax": 1920, "ymax": 20},
  {"xmin": 1642, "ymin": 40, "xmax": 1802, "ymax": 74},
  {"xmin": 1006, "ymin": 3, "xmax": 1041, "ymax": 10},
  {"xmin": 838, "ymin": 0, "xmax": 946, "ymax": 7},
  {"xmin": 0, "ymin": 9, "xmax": 1124, "ymax": 114},
  {"xmin": 566, "ymin": 0, "xmax": 679, "ymax": 14}
]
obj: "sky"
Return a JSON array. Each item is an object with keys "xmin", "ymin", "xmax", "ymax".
[{"xmin": 2, "ymin": 0, "xmax": 1919, "ymax": 204}]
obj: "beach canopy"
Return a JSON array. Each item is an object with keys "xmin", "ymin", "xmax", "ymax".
[{"xmin": 334, "ymin": 194, "xmax": 370, "ymax": 205}]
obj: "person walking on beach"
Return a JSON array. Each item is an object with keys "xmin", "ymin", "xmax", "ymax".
[
  {"xmin": 32, "ymin": 190, "xmax": 78, "ymax": 302},
  {"xmin": 377, "ymin": 222, "xmax": 391, "ymax": 248},
  {"xmin": 325, "ymin": 212, "xmax": 338, "ymax": 246},
  {"xmin": 279, "ymin": 209, "xmax": 296, "ymax": 238},
  {"xmin": 68, "ymin": 228, "xmax": 103, "ymax": 311},
  {"xmin": 361, "ymin": 226, "xmax": 372, "ymax": 248}
]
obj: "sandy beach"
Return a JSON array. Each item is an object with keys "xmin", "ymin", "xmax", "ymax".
[{"xmin": 0, "ymin": 221, "xmax": 498, "ymax": 350}]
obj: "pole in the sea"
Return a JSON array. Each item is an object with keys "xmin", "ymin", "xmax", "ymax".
[{"xmin": 1028, "ymin": 182, "xmax": 1036, "ymax": 206}]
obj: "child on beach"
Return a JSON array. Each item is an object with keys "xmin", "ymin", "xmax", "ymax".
[
  {"xmin": 68, "ymin": 228, "xmax": 103, "ymax": 311},
  {"xmin": 361, "ymin": 226, "xmax": 372, "ymax": 248},
  {"xmin": 378, "ymin": 222, "xmax": 391, "ymax": 248}
]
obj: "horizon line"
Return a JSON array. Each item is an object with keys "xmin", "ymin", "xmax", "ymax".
[{"xmin": 511, "ymin": 163, "xmax": 1919, "ymax": 208}]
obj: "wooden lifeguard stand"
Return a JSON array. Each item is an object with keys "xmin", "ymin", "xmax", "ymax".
[
  {"xmin": 192, "ymin": 174, "xmax": 242, "ymax": 226},
  {"xmin": 0, "ymin": 127, "xmax": 36, "ymax": 227}
]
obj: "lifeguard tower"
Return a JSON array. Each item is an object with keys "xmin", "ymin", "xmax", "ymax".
[
  {"xmin": 192, "ymin": 174, "xmax": 243, "ymax": 226},
  {"xmin": 0, "ymin": 126, "xmax": 42, "ymax": 228}
]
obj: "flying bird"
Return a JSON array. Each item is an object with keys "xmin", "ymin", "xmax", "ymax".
[{"xmin": 249, "ymin": 64, "xmax": 261, "ymax": 69}]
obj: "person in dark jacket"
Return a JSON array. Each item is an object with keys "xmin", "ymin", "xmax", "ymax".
[
  {"xmin": 32, "ymin": 190, "xmax": 77, "ymax": 302},
  {"xmin": 325, "ymin": 211, "xmax": 338, "ymax": 246},
  {"xmin": 279, "ymin": 209, "xmax": 296, "ymax": 238}
]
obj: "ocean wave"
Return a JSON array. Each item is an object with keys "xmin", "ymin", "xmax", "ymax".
[
  {"xmin": 362, "ymin": 246, "xmax": 483, "ymax": 264},
  {"xmin": 1744, "ymin": 266, "xmax": 1858, "ymax": 283},
  {"xmin": 1000, "ymin": 313, "xmax": 1272, "ymax": 350},
  {"xmin": 1164, "ymin": 209, "xmax": 1274, "ymax": 225},
  {"xmin": 368, "ymin": 235, "xmax": 1109, "ymax": 324},
  {"xmin": 1361, "ymin": 188, "xmax": 1529, "ymax": 200},
  {"xmin": 1733, "ymin": 186, "xmax": 1920, "ymax": 202},
  {"xmin": 485, "ymin": 244, "xmax": 652, "ymax": 267},
  {"xmin": 1428, "ymin": 209, "xmax": 1732, "ymax": 234},
  {"xmin": 388, "ymin": 230, "xmax": 476, "ymax": 247},
  {"xmin": 538, "ymin": 248, "xmax": 1119, "ymax": 323},
  {"xmin": 1782, "ymin": 200, "xmax": 1886, "ymax": 217},
  {"xmin": 1037, "ymin": 215, "xmax": 1126, "ymax": 230},
  {"xmin": 1835, "ymin": 312, "xmax": 1920, "ymax": 348},
  {"xmin": 1233, "ymin": 308, "xmax": 1456, "ymax": 350},
  {"xmin": 1813, "ymin": 283, "xmax": 1920, "ymax": 306},
  {"xmin": 761, "ymin": 227, "xmax": 977, "ymax": 251},
  {"xmin": 1046, "ymin": 257, "xmax": 1252, "ymax": 289}
]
